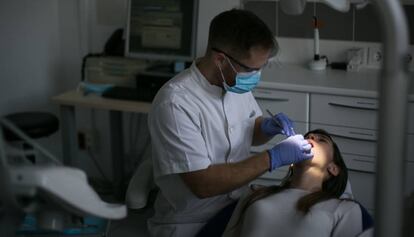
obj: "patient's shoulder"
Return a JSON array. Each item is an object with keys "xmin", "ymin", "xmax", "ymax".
[
  {"xmin": 326, "ymin": 199, "xmax": 361, "ymax": 220},
  {"xmin": 313, "ymin": 198, "xmax": 359, "ymax": 215}
]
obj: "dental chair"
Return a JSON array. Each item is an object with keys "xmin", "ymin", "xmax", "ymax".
[
  {"xmin": 125, "ymin": 156, "xmax": 155, "ymax": 210},
  {"xmin": 3, "ymin": 111, "xmax": 59, "ymax": 164},
  {"xmin": 0, "ymin": 118, "xmax": 127, "ymax": 236}
]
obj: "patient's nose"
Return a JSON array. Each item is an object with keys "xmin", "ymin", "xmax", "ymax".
[{"xmin": 306, "ymin": 137, "xmax": 315, "ymax": 147}]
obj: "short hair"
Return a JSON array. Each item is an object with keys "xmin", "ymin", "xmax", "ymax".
[{"xmin": 207, "ymin": 9, "xmax": 277, "ymax": 59}]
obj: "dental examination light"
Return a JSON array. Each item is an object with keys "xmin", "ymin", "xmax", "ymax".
[
  {"xmin": 279, "ymin": 0, "xmax": 369, "ymax": 14},
  {"xmin": 279, "ymin": 0, "xmax": 410, "ymax": 236},
  {"xmin": 0, "ymin": 118, "xmax": 127, "ymax": 236}
]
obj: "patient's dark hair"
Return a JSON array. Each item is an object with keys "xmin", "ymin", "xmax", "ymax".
[{"xmin": 234, "ymin": 129, "xmax": 348, "ymax": 227}]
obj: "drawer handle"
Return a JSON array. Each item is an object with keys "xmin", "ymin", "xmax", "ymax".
[
  {"xmin": 352, "ymin": 158, "xmax": 375, "ymax": 164},
  {"xmin": 328, "ymin": 102, "xmax": 378, "ymax": 111},
  {"xmin": 255, "ymin": 97, "xmax": 289, "ymax": 102},
  {"xmin": 329, "ymin": 132, "xmax": 376, "ymax": 142}
]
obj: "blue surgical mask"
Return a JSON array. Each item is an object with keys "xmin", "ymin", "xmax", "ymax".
[{"xmin": 217, "ymin": 57, "xmax": 262, "ymax": 94}]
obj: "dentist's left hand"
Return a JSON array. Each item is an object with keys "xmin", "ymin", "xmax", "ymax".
[
  {"xmin": 261, "ymin": 112, "xmax": 295, "ymax": 137},
  {"xmin": 267, "ymin": 135, "xmax": 313, "ymax": 171}
]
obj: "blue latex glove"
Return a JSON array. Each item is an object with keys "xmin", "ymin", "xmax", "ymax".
[
  {"xmin": 267, "ymin": 135, "xmax": 313, "ymax": 171},
  {"xmin": 261, "ymin": 112, "xmax": 295, "ymax": 137}
]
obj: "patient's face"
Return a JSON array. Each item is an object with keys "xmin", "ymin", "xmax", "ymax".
[{"xmin": 304, "ymin": 133, "xmax": 334, "ymax": 169}]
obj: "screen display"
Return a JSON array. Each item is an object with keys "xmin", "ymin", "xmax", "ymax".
[{"xmin": 126, "ymin": 0, "xmax": 197, "ymax": 61}]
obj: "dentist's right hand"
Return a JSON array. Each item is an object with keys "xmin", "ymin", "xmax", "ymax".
[
  {"xmin": 261, "ymin": 112, "xmax": 295, "ymax": 137},
  {"xmin": 267, "ymin": 135, "xmax": 313, "ymax": 171}
]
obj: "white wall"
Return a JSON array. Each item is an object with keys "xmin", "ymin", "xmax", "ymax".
[
  {"xmin": 196, "ymin": 0, "xmax": 241, "ymax": 57},
  {"xmin": 85, "ymin": 0, "xmax": 128, "ymax": 53},
  {"xmin": 0, "ymin": 0, "xmax": 62, "ymax": 116},
  {"xmin": 276, "ymin": 37, "xmax": 382, "ymax": 67},
  {"xmin": 0, "ymin": 0, "xmax": 72, "ymax": 160}
]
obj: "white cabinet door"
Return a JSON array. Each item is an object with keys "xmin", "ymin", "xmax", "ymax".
[
  {"xmin": 310, "ymin": 94, "xmax": 378, "ymax": 130},
  {"xmin": 253, "ymin": 88, "xmax": 308, "ymax": 123}
]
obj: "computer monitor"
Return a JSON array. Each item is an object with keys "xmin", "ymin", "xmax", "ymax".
[{"xmin": 125, "ymin": 0, "xmax": 198, "ymax": 62}]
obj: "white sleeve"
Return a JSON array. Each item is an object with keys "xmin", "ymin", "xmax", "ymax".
[
  {"xmin": 149, "ymin": 100, "xmax": 210, "ymax": 176},
  {"xmin": 332, "ymin": 201, "xmax": 364, "ymax": 237}
]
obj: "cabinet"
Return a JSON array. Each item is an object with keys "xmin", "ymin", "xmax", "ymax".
[{"xmin": 252, "ymin": 86, "xmax": 414, "ymax": 213}]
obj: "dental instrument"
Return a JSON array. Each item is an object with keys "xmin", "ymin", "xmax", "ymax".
[
  {"xmin": 0, "ymin": 118, "xmax": 127, "ymax": 236},
  {"xmin": 266, "ymin": 109, "xmax": 296, "ymax": 136}
]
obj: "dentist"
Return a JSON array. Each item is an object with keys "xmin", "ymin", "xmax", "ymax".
[{"xmin": 148, "ymin": 9, "xmax": 313, "ymax": 236}]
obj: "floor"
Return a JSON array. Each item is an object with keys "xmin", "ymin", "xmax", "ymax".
[
  {"xmin": 106, "ymin": 206, "xmax": 154, "ymax": 237},
  {"xmin": 15, "ymin": 180, "xmax": 156, "ymax": 237},
  {"xmin": 100, "ymin": 182, "xmax": 157, "ymax": 237}
]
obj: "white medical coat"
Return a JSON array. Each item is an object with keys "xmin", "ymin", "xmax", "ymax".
[{"xmin": 147, "ymin": 61, "xmax": 262, "ymax": 236}]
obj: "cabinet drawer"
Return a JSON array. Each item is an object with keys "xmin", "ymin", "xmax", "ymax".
[
  {"xmin": 342, "ymin": 153, "xmax": 375, "ymax": 173},
  {"xmin": 254, "ymin": 88, "xmax": 308, "ymax": 122},
  {"xmin": 310, "ymin": 94, "xmax": 378, "ymax": 130},
  {"xmin": 310, "ymin": 124, "xmax": 377, "ymax": 172}
]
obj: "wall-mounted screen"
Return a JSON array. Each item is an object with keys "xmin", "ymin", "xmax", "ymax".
[{"xmin": 125, "ymin": 0, "xmax": 198, "ymax": 62}]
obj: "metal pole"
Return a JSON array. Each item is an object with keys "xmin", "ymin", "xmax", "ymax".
[{"xmin": 374, "ymin": 0, "xmax": 410, "ymax": 236}]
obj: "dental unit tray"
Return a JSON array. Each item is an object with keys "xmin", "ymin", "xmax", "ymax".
[
  {"xmin": 0, "ymin": 118, "xmax": 127, "ymax": 234},
  {"xmin": 10, "ymin": 166, "xmax": 126, "ymax": 219}
]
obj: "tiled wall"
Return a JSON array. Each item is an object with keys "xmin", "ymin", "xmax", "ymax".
[{"xmin": 245, "ymin": 1, "xmax": 414, "ymax": 44}]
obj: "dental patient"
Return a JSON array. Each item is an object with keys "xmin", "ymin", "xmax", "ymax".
[{"xmin": 223, "ymin": 129, "xmax": 372, "ymax": 237}]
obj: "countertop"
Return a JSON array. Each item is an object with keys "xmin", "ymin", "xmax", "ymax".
[{"xmin": 257, "ymin": 63, "xmax": 414, "ymax": 100}]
